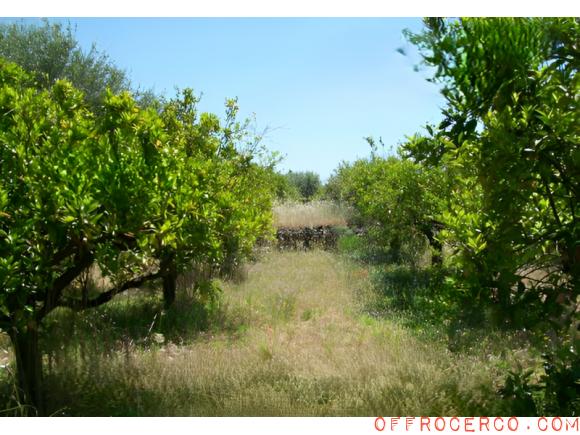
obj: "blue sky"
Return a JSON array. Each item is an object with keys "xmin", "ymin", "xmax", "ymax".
[{"xmin": 8, "ymin": 18, "xmax": 445, "ymax": 180}]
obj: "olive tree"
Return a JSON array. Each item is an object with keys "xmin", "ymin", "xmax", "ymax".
[
  {"xmin": 0, "ymin": 19, "xmax": 155, "ymax": 109},
  {"xmin": 284, "ymin": 171, "xmax": 322, "ymax": 201}
]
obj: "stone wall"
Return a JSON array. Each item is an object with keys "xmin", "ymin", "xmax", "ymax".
[{"xmin": 276, "ymin": 225, "xmax": 339, "ymax": 250}]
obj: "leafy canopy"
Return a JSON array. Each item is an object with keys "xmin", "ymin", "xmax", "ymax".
[
  {"xmin": 0, "ymin": 58, "xmax": 274, "ymax": 412},
  {"xmin": 0, "ymin": 20, "xmax": 154, "ymax": 109}
]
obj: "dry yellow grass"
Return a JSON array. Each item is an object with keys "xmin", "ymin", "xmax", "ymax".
[
  {"xmin": 273, "ymin": 201, "xmax": 350, "ymax": 228},
  {"xmin": 0, "ymin": 250, "xmax": 525, "ymax": 416}
]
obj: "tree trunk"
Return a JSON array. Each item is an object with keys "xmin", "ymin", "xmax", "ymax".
[
  {"xmin": 422, "ymin": 225, "xmax": 443, "ymax": 267},
  {"xmin": 389, "ymin": 236, "xmax": 402, "ymax": 264},
  {"xmin": 160, "ymin": 255, "xmax": 177, "ymax": 309},
  {"xmin": 559, "ymin": 238, "xmax": 579, "ymax": 284},
  {"xmin": 430, "ymin": 238, "xmax": 443, "ymax": 267},
  {"xmin": 8, "ymin": 321, "xmax": 45, "ymax": 416}
]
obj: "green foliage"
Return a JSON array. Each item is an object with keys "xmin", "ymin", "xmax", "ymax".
[
  {"xmin": 336, "ymin": 232, "xmax": 365, "ymax": 258},
  {"xmin": 0, "ymin": 20, "xmax": 154, "ymax": 109},
  {"xmin": 0, "ymin": 63, "xmax": 147, "ymax": 327},
  {"xmin": 331, "ymin": 18, "xmax": 578, "ymax": 415},
  {"xmin": 402, "ymin": 17, "xmax": 579, "ymax": 413},
  {"xmin": 153, "ymin": 89, "xmax": 273, "ymax": 274},
  {"xmin": 284, "ymin": 171, "xmax": 322, "ymax": 202},
  {"xmin": 0, "ymin": 59, "xmax": 273, "ymax": 413},
  {"xmin": 329, "ymin": 155, "xmax": 448, "ymax": 266},
  {"xmin": 266, "ymin": 171, "xmax": 301, "ymax": 202},
  {"xmin": 540, "ymin": 345, "xmax": 580, "ymax": 415},
  {"xmin": 499, "ymin": 368, "xmax": 540, "ymax": 416},
  {"xmin": 404, "ymin": 17, "xmax": 578, "ymax": 313},
  {"xmin": 499, "ymin": 342, "xmax": 580, "ymax": 416}
]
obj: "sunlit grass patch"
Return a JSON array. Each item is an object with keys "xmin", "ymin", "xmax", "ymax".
[
  {"xmin": 273, "ymin": 200, "xmax": 351, "ymax": 229},
  {"xmin": 1, "ymin": 251, "xmax": 528, "ymax": 416}
]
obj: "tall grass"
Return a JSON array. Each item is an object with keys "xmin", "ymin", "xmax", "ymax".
[
  {"xmin": 0, "ymin": 250, "xmax": 528, "ymax": 415},
  {"xmin": 273, "ymin": 200, "xmax": 350, "ymax": 228}
]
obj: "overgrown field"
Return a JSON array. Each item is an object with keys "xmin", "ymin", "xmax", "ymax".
[
  {"xmin": 0, "ymin": 250, "xmax": 533, "ymax": 416},
  {"xmin": 1, "ymin": 18, "xmax": 577, "ymax": 416},
  {"xmin": 273, "ymin": 201, "xmax": 350, "ymax": 229}
]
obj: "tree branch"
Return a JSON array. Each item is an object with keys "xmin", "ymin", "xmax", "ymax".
[
  {"xmin": 37, "ymin": 251, "xmax": 95, "ymax": 321},
  {"xmin": 50, "ymin": 243, "xmax": 77, "ymax": 266},
  {"xmin": 58, "ymin": 270, "xmax": 161, "ymax": 311},
  {"xmin": 37, "ymin": 231, "xmax": 143, "ymax": 320},
  {"xmin": 540, "ymin": 173, "xmax": 562, "ymax": 229}
]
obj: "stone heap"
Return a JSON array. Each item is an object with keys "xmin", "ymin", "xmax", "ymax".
[{"xmin": 276, "ymin": 225, "xmax": 339, "ymax": 250}]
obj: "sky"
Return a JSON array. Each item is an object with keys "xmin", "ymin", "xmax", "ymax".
[{"xmin": 5, "ymin": 18, "xmax": 446, "ymax": 180}]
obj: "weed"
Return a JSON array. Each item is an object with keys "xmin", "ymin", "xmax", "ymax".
[{"xmin": 0, "ymin": 251, "xmax": 530, "ymax": 416}]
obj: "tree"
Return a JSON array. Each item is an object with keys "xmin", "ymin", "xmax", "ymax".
[
  {"xmin": 152, "ymin": 90, "xmax": 273, "ymax": 307},
  {"xmin": 284, "ymin": 171, "xmax": 322, "ymax": 201},
  {"xmin": 0, "ymin": 61, "xmax": 160, "ymax": 413},
  {"xmin": 266, "ymin": 171, "xmax": 301, "ymax": 202},
  {"xmin": 402, "ymin": 18, "xmax": 580, "ymax": 413},
  {"xmin": 329, "ymin": 155, "xmax": 447, "ymax": 265},
  {"xmin": 0, "ymin": 60, "xmax": 273, "ymax": 413},
  {"xmin": 403, "ymin": 18, "xmax": 579, "ymax": 319},
  {"xmin": 0, "ymin": 20, "xmax": 154, "ymax": 109}
]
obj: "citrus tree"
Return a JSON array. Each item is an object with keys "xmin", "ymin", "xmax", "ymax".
[
  {"xmin": 0, "ymin": 59, "xmax": 273, "ymax": 413},
  {"xmin": 329, "ymin": 155, "xmax": 448, "ymax": 265},
  {"xmin": 0, "ymin": 60, "xmax": 165, "ymax": 413},
  {"xmin": 150, "ymin": 89, "xmax": 273, "ymax": 307},
  {"xmin": 403, "ymin": 18, "xmax": 578, "ymax": 413},
  {"xmin": 404, "ymin": 18, "xmax": 579, "ymax": 318}
]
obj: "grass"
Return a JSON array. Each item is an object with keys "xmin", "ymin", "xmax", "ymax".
[
  {"xmin": 0, "ymin": 250, "xmax": 531, "ymax": 416},
  {"xmin": 273, "ymin": 200, "xmax": 351, "ymax": 228}
]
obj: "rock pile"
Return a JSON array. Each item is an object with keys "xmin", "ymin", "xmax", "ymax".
[{"xmin": 276, "ymin": 225, "xmax": 339, "ymax": 250}]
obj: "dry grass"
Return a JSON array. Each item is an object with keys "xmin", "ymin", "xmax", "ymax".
[
  {"xmin": 273, "ymin": 201, "xmax": 350, "ymax": 229},
  {"xmin": 0, "ymin": 250, "xmax": 526, "ymax": 416}
]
